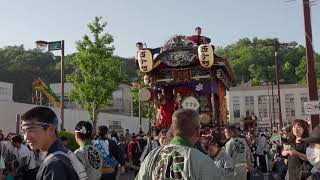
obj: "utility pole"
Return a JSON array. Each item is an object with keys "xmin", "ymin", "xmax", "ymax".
[
  {"xmin": 271, "ymin": 82, "xmax": 276, "ymax": 127},
  {"xmin": 138, "ymin": 83, "xmax": 142, "ymax": 132},
  {"xmin": 267, "ymin": 83, "xmax": 273, "ymax": 129},
  {"xmin": 302, "ymin": 0, "xmax": 319, "ymax": 129},
  {"xmin": 250, "ymin": 39, "xmax": 297, "ymax": 129},
  {"xmin": 60, "ymin": 40, "xmax": 65, "ymax": 131},
  {"xmin": 274, "ymin": 41, "xmax": 284, "ymax": 129}
]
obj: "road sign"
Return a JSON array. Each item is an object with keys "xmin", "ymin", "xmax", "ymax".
[
  {"xmin": 304, "ymin": 101, "xmax": 320, "ymax": 114},
  {"xmin": 48, "ymin": 41, "xmax": 62, "ymax": 51}
]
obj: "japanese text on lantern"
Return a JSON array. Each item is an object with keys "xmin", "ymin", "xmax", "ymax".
[
  {"xmin": 139, "ymin": 51, "xmax": 148, "ymax": 71},
  {"xmin": 182, "ymin": 96, "xmax": 200, "ymax": 110},
  {"xmin": 200, "ymin": 46, "xmax": 209, "ymax": 66}
]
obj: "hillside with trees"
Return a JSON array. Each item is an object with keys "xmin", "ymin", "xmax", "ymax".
[
  {"xmin": 1, "ymin": 37, "xmax": 319, "ymax": 103},
  {"xmin": 215, "ymin": 37, "xmax": 320, "ymax": 86}
]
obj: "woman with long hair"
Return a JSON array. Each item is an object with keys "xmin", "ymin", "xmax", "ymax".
[{"xmin": 282, "ymin": 119, "xmax": 311, "ymax": 180}]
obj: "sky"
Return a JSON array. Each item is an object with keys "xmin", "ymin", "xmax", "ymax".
[{"xmin": 0, "ymin": 0, "xmax": 319, "ymax": 57}]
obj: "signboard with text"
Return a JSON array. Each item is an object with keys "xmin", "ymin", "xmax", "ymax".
[{"xmin": 304, "ymin": 101, "xmax": 320, "ymax": 115}]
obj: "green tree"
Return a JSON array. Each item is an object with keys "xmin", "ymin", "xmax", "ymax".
[
  {"xmin": 67, "ymin": 17, "xmax": 123, "ymax": 129},
  {"xmin": 216, "ymin": 38, "xmax": 309, "ymax": 86},
  {"xmin": 0, "ymin": 45, "xmax": 59, "ymax": 103},
  {"xmin": 296, "ymin": 53, "xmax": 320, "ymax": 87},
  {"xmin": 120, "ymin": 57, "xmax": 138, "ymax": 84}
]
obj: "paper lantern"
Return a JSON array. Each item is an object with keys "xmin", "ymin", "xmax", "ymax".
[
  {"xmin": 181, "ymin": 96, "xmax": 200, "ymax": 110},
  {"xmin": 198, "ymin": 44, "xmax": 214, "ymax": 68},
  {"xmin": 138, "ymin": 49, "xmax": 153, "ymax": 73},
  {"xmin": 139, "ymin": 87, "xmax": 154, "ymax": 102}
]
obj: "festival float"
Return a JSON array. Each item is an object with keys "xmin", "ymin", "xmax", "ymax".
[{"xmin": 136, "ymin": 34, "xmax": 235, "ymax": 130}]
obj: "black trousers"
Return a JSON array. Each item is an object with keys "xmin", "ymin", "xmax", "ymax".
[
  {"xmin": 258, "ymin": 154, "xmax": 267, "ymax": 173},
  {"xmin": 101, "ymin": 172, "xmax": 116, "ymax": 180},
  {"xmin": 15, "ymin": 168, "xmax": 38, "ymax": 180},
  {"xmin": 101, "ymin": 166, "xmax": 118, "ymax": 180}
]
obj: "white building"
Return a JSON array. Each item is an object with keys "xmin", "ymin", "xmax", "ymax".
[
  {"xmin": 49, "ymin": 83, "xmax": 133, "ymax": 116},
  {"xmin": 0, "ymin": 81, "xmax": 13, "ymax": 101},
  {"xmin": 0, "ymin": 101, "xmax": 148, "ymax": 136},
  {"xmin": 226, "ymin": 84, "xmax": 318, "ymax": 128}
]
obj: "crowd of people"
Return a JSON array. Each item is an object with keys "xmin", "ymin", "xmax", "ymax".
[
  {"xmin": 1, "ymin": 106, "xmax": 320, "ymax": 180},
  {"xmin": 134, "ymin": 110, "xmax": 320, "ymax": 180},
  {"xmin": 0, "ymin": 106, "xmax": 168, "ymax": 180}
]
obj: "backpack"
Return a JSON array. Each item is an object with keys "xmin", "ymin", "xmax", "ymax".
[{"xmin": 45, "ymin": 150, "xmax": 87, "ymax": 180}]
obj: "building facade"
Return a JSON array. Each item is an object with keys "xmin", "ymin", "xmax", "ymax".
[
  {"xmin": 0, "ymin": 101, "xmax": 148, "ymax": 136},
  {"xmin": 0, "ymin": 81, "xmax": 13, "ymax": 101},
  {"xmin": 226, "ymin": 84, "xmax": 316, "ymax": 128},
  {"xmin": 49, "ymin": 83, "xmax": 133, "ymax": 116}
]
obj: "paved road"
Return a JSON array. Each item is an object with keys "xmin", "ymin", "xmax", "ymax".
[
  {"xmin": 118, "ymin": 170, "xmax": 135, "ymax": 180},
  {"xmin": 118, "ymin": 171, "xmax": 275, "ymax": 180}
]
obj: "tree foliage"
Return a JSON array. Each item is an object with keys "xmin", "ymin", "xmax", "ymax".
[
  {"xmin": 67, "ymin": 17, "xmax": 123, "ymax": 128},
  {"xmin": 0, "ymin": 45, "xmax": 59, "ymax": 103},
  {"xmin": 215, "ymin": 37, "xmax": 320, "ymax": 86},
  {"xmin": 2, "ymin": 36, "xmax": 320, "ymax": 107}
]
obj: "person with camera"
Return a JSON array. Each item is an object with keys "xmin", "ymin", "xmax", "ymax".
[{"xmin": 282, "ymin": 119, "xmax": 311, "ymax": 180}]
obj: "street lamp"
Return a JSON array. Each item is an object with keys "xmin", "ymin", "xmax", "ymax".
[{"xmin": 35, "ymin": 40, "xmax": 65, "ymax": 131}]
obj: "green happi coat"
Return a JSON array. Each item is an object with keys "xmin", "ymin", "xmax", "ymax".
[
  {"xmin": 224, "ymin": 137, "xmax": 253, "ymax": 180},
  {"xmin": 211, "ymin": 148, "xmax": 235, "ymax": 177},
  {"xmin": 136, "ymin": 136, "xmax": 223, "ymax": 180}
]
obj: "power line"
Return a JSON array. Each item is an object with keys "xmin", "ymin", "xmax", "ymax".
[{"xmin": 283, "ymin": 0, "xmax": 320, "ymax": 6}]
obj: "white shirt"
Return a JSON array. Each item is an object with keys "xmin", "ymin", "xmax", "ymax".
[
  {"xmin": 3, "ymin": 141, "xmax": 15, "ymax": 154},
  {"xmin": 256, "ymin": 136, "xmax": 268, "ymax": 155},
  {"xmin": 0, "ymin": 155, "xmax": 5, "ymax": 169},
  {"xmin": 14, "ymin": 144, "xmax": 36, "ymax": 170}
]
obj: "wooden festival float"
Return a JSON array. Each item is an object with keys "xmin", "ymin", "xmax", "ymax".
[{"xmin": 136, "ymin": 35, "xmax": 235, "ymax": 130}]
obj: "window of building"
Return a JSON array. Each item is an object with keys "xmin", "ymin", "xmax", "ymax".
[
  {"xmin": 112, "ymin": 90, "xmax": 123, "ymax": 99},
  {"xmin": 271, "ymin": 95, "xmax": 279, "ymax": 120},
  {"xmin": 245, "ymin": 96, "xmax": 254, "ymax": 116},
  {"xmin": 285, "ymin": 94, "xmax": 295, "ymax": 120},
  {"xmin": 0, "ymin": 87, "xmax": 7, "ymax": 96},
  {"xmin": 109, "ymin": 120, "xmax": 123, "ymax": 134},
  {"xmin": 258, "ymin": 95, "xmax": 268, "ymax": 118},
  {"xmin": 233, "ymin": 96, "xmax": 240, "ymax": 118}
]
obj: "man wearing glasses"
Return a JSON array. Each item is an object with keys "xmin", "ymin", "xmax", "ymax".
[{"xmin": 21, "ymin": 106, "xmax": 86, "ymax": 180}]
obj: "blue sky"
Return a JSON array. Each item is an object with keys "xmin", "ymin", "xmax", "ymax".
[{"xmin": 0, "ymin": 0, "xmax": 319, "ymax": 57}]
